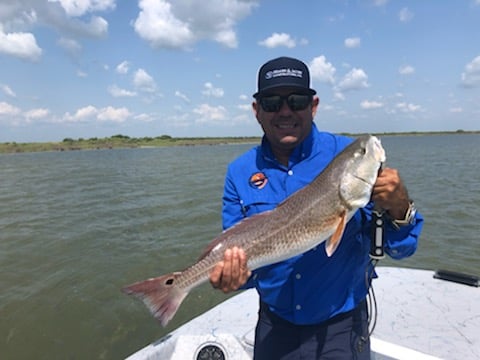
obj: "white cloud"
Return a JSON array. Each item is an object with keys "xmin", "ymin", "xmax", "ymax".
[
  {"xmin": 0, "ymin": 27, "xmax": 42, "ymax": 61},
  {"xmin": 360, "ymin": 100, "xmax": 383, "ymax": 109},
  {"xmin": 97, "ymin": 106, "xmax": 130, "ymax": 123},
  {"xmin": 25, "ymin": 108, "xmax": 50, "ymax": 120},
  {"xmin": 133, "ymin": 68, "xmax": 157, "ymax": 93},
  {"xmin": 214, "ymin": 29, "xmax": 237, "ymax": 48},
  {"xmin": 258, "ymin": 33, "xmax": 296, "ymax": 48},
  {"xmin": 337, "ymin": 68, "xmax": 369, "ymax": 91},
  {"xmin": 108, "ymin": 85, "xmax": 137, "ymax": 97},
  {"xmin": 202, "ymin": 82, "xmax": 224, "ymax": 98},
  {"xmin": 396, "ymin": 102, "xmax": 421, "ymax": 113},
  {"xmin": 56, "ymin": 13, "xmax": 110, "ymax": 38},
  {"xmin": 1, "ymin": 84, "xmax": 16, "ymax": 98},
  {"xmin": 193, "ymin": 103, "xmax": 227, "ymax": 124},
  {"xmin": 461, "ymin": 55, "xmax": 480, "ymax": 88},
  {"xmin": 344, "ymin": 37, "xmax": 361, "ymax": 48},
  {"xmin": 64, "ymin": 105, "xmax": 98, "ymax": 122},
  {"xmin": 63, "ymin": 105, "xmax": 130, "ymax": 123},
  {"xmin": 116, "ymin": 61, "xmax": 130, "ymax": 74},
  {"xmin": 134, "ymin": 0, "xmax": 194, "ymax": 49},
  {"xmin": 0, "ymin": 6, "xmax": 38, "ymax": 32},
  {"xmin": 48, "ymin": 0, "xmax": 116, "ymax": 17},
  {"xmin": 175, "ymin": 90, "xmax": 190, "ymax": 103},
  {"xmin": 399, "ymin": 65, "xmax": 415, "ymax": 75},
  {"xmin": 0, "ymin": 1, "xmax": 109, "ymax": 60},
  {"xmin": 133, "ymin": 0, "xmax": 256, "ymax": 49},
  {"xmin": 44, "ymin": 13, "xmax": 109, "ymax": 38},
  {"xmin": 1, "ymin": 0, "xmax": 252, "ymax": 60},
  {"xmin": 0, "ymin": 103, "xmax": 51, "ymax": 125},
  {"xmin": 0, "ymin": 101, "xmax": 21, "ymax": 116},
  {"xmin": 309, "ymin": 56, "xmax": 336, "ymax": 85},
  {"xmin": 81, "ymin": 16, "xmax": 108, "ymax": 37},
  {"xmin": 134, "ymin": 113, "xmax": 154, "ymax": 122},
  {"xmin": 399, "ymin": 7, "xmax": 414, "ymax": 22}
]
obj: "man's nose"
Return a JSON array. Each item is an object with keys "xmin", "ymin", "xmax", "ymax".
[{"xmin": 278, "ymin": 99, "xmax": 293, "ymax": 114}]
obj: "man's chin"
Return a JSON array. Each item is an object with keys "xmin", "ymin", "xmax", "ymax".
[{"xmin": 278, "ymin": 135, "xmax": 301, "ymax": 147}]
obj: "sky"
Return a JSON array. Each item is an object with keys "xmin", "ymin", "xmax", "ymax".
[{"xmin": 1, "ymin": 0, "xmax": 479, "ymax": 143}]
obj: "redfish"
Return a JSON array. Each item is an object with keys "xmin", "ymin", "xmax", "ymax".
[{"xmin": 122, "ymin": 135, "xmax": 386, "ymax": 327}]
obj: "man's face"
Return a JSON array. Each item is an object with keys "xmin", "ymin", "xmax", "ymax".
[{"xmin": 253, "ymin": 87, "xmax": 319, "ymax": 153}]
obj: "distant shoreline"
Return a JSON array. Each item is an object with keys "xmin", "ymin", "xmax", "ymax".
[{"xmin": 1, "ymin": 131, "xmax": 478, "ymax": 154}]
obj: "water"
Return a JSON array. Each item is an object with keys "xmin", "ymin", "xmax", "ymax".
[{"xmin": 0, "ymin": 134, "xmax": 479, "ymax": 359}]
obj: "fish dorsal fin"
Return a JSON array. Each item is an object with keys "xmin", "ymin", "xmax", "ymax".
[{"xmin": 325, "ymin": 210, "xmax": 347, "ymax": 257}]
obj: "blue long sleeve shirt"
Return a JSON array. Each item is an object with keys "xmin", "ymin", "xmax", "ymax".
[{"xmin": 222, "ymin": 123, "xmax": 423, "ymax": 325}]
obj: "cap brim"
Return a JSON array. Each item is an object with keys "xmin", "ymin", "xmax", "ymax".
[{"xmin": 253, "ymin": 85, "xmax": 316, "ymax": 98}]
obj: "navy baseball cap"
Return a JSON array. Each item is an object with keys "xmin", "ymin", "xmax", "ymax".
[{"xmin": 253, "ymin": 57, "xmax": 316, "ymax": 98}]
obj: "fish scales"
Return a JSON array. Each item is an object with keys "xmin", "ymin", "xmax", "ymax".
[{"xmin": 122, "ymin": 135, "xmax": 386, "ymax": 327}]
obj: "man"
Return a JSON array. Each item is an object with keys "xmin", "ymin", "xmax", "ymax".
[{"xmin": 210, "ymin": 56, "xmax": 423, "ymax": 359}]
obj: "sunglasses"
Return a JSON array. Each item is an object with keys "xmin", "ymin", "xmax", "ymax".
[{"xmin": 259, "ymin": 94, "xmax": 312, "ymax": 113}]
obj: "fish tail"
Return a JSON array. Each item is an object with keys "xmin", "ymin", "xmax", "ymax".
[{"xmin": 122, "ymin": 272, "xmax": 188, "ymax": 327}]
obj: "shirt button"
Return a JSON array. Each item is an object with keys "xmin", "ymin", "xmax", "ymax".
[
  {"xmin": 296, "ymin": 273, "xmax": 301, "ymax": 280},
  {"xmin": 296, "ymin": 304, "xmax": 302, "ymax": 310},
  {"xmin": 287, "ymin": 170, "xmax": 293, "ymax": 176}
]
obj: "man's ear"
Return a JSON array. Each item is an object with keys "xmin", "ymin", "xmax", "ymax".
[
  {"xmin": 311, "ymin": 96, "xmax": 320, "ymax": 117},
  {"xmin": 252, "ymin": 101, "xmax": 261, "ymax": 124}
]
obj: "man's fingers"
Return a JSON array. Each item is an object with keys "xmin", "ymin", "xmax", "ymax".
[
  {"xmin": 230, "ymin": 247, "xmax": 248, "ymax": 290},
  {"xmin": 230, "ymin": 247, "xmax": 240, "ymax": 283},
  {"xmin": 209, "ymin": 261, "xmax": 224, "ymax": 288},
  {"xmin": 219, "ymin": 248, "xmax": 233, "ymax": 293},
  {"xmin": 238, "ymin": 248, "xmax": 251, "ymax": 283},
  {"xmin": 210, "ymin": 247, "xmax": 250, "ymax": 293}
]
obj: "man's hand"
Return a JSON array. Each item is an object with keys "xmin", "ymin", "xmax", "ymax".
[
  {"xmin": 371, "ymin": 167, "xmax": 410, "ymax": 220},
  {"xmin": 210, "ymin": 247, "xmax": 251, "ymax": 293}
]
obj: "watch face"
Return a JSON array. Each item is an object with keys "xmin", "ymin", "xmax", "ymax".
[{"xmin": 409, "ymin": 205, "xmax": 417, "ymax": 225}]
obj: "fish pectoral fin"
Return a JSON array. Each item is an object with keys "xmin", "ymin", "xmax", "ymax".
[{"xmin": 325, "ymin": 211, "xmax": 347, "ymax": 257}]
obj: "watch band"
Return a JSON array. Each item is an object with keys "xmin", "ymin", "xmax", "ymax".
[{"xmin": 391, "ymin": 201, "xmax": 416, "ymax": 229}]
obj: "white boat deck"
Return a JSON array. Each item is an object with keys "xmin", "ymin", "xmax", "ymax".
[{"xmin": 126, "ymin": 267, "xmax": 480, "ymax": 360}]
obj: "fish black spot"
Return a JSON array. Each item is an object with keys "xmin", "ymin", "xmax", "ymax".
[{"xmin": 165, "ymin": 278, "xmax": 174, "ymax": 285}]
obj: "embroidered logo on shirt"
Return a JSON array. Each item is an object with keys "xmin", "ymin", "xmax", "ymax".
[{"xmin": 249, "ymin": 172, "xmax": 268, "ymax": 189}]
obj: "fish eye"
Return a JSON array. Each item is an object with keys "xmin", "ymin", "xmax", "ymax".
[{"xmin": 356, "ymin": 147, "xmax": 366, "ymax": 156}]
